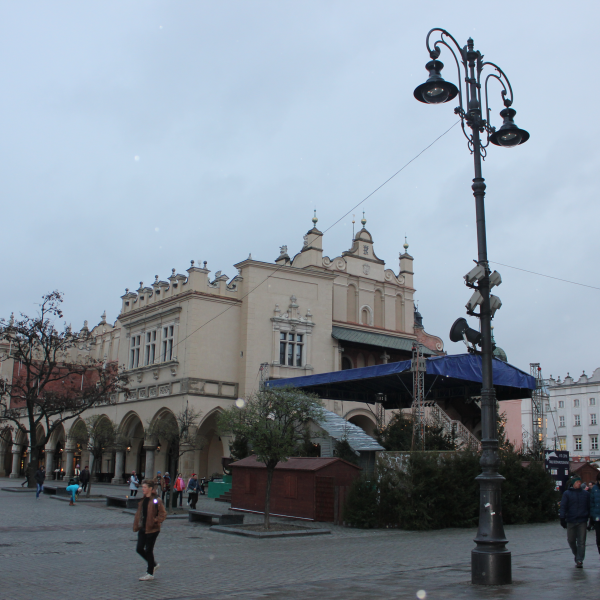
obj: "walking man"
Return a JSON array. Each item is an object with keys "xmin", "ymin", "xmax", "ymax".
[
  {"xmin": 187, "ymin": 473, "xmax": 199, "ymax": 510},
  {"xmin": 134, "ymin": 479, "xmax": 166, "ymax": 581},
  {"xmin": 80, "ymin": 466, "xmax": 90, "ymax": 492},
  {"xmin": 560, "ymin": 475, "xmax": 590, "ymax": 567},
  {"xmin": 34, "ymin": 466, "xmax": 45, "ymax": 499},
  {"xmin": 588, "ymin": 473, "xmax": 600, "ymax": 556}
]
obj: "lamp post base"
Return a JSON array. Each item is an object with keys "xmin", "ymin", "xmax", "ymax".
[{"xmin": 471, "ymin": 549, "xmax": 512, "ymax": 585}]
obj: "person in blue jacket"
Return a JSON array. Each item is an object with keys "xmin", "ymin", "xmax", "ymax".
[
  {"xmin": 560, "ymin": 476, "xmax": 590, "ymax": 567},
  {"xmin": 588, "ymin": 473, "xmax": 600, "ymax": 554},
  {"xmin": 66, "ymin": 484, "xmax": 82, "ymax": 506}
]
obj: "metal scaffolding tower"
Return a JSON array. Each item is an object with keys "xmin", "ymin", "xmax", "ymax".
[
  {"xmin": 530, "ymin": 362, "xmax": 548, "ymax": 457},
  {"xmin": 411, "ymin": 342, "xmax": 427, "ymax": 450},
  {"xmin": 259, "ymin": 362, "xmax": 270, "ymax": 390}
]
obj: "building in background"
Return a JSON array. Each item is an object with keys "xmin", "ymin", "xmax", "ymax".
[{"xmin": 0, "ymin": 215, "xmax": 445, "ymax": 481}]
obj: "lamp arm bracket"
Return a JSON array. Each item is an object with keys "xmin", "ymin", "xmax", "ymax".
[{"xmin": 426, "ymin": 28, "xmax": 467, "ymax": 115}]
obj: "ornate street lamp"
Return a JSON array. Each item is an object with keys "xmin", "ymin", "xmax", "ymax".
[{"xmin": 414, "ymin": 29, "xmax": 529, "ymax": 586}]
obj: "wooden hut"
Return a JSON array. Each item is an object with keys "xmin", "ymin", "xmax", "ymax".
[{"xmin": 230, "ymin": 456, "xmax": 361, "ymax": 522}]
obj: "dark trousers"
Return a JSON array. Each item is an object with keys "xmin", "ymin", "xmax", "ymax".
[
  {"xmin": 189, "ymin": 492, "xmax": 198, "ymax": 510},
  {"xmin": 130, "ymin": 489, "xmax": 138, "ymax": 497},
  {"xmin": 594, "ymin": 522, "xmax": 600, "ymax": 552},
  {"xmin": 173, "ymin": 491, "xmax": 183, "ymax": 507},
  {"xmin": 81, "ymin": 481, "xmax": 88, "ymax": 492},
  {"xmin": 136, "ymin": 531, "xmax": 159, "ymax": 575},
  {"xmin": 567, "ymin": 522, "xmax": 587, "ymax": 563}
]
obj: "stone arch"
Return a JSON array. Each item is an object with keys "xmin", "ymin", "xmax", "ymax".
[
  {"xmin": 0, "ymin": 429, "xmax": 12, "ymax": 476},
  {"xmin": 149, "ymin": 407, "xmax": 179, "ymax": 477},
  {"xmin": 119, "ymin": 411, "xmax": 146, "ymax": 477},
  {"xmin": 360, "ymin": 305, "xmax": 373, "ymax": 326},
  {"xmin": 341, "ymin": 356, "xmax": 353, "ymax": 370},
  {"xmin": 34, "ymin": 423, "xmax": 46, "ymax": 469},
  {"xmin": 47, "ymin": 423, "xmax": 66, "ymax": 477},
  {"xmin": 347, "ymin": 284, "xmax": 358, "ymax": 323},
  {"xmin": 374, "ymin": 289, "xmax": 384, "ymax": 328},
  {"xmin": 345, "ymin": 409, "xmax": 377, "ymax": 438},
  {"xmin": 195, "ymin": 407, "xmax": 225, "ymax": 479},
  {"xmin": 395, "ymin": 294, "xmax": 404, "ymax": 332}
]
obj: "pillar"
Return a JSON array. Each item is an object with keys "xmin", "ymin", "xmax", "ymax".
[
  {"xmin": 0, "ymin": 451, "xmax": 5, "ymax": 477},
  {"xmin": 144, "ymin": 446, "xmax": 156, "ymax": 480},
  {"xmin": 45, "ymin": 449, "xmax": 55, "ymax": 477},
  {"xmin": 9, "ymin": 446, "xmax": 21, "ymax": 478},
  {"xmin": 64, "ymin": 451, "xmax": 74, "ymax": 478},
  {"xmin": 111, "ymin": 451, "xmax": 125, "ymax": 484}
]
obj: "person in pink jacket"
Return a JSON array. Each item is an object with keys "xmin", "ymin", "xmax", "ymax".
[{"xmin": 173, "ymin": 473, "xmax": 186, "ymax": 507}]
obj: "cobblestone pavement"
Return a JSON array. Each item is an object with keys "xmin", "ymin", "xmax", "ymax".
[{"xmin": 1, "ymin": 479, "xmax": 599, "ymax": 600}]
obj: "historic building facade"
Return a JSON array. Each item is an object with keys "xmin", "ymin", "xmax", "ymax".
[{"xmin": 0, "ymin": 215, "xmax": 444, "ymax": 481}]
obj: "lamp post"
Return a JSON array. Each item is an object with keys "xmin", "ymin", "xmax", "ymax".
[{"xmin": 413, "ymin": 29, "xmax": 529, "ymax": 586}]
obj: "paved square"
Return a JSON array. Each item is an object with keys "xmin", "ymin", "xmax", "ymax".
[{"xmin": 0, "ymin": 480, "xmax": 598, "ymax": 600}]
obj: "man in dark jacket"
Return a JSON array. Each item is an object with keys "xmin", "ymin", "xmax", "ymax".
[
  {"xmin": 79, "ymin": 466, "xmax": 90, "ymax": 492},
  {"xmin": 34, "ymin": 466, "xmax": 45, "ymax": 499},
  {"xmin": 560, "ymin": 476, "xmax": 590, "ymax": 567},
  {"xmin": 133, "ymin": 479, "xmax": 167, "ymax": 581}
]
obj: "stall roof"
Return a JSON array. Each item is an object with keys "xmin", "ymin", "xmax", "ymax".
[
  {"xmin": 331, "ymin": 326, "xmax": 437, "ymax": 356},
  {"xmin": 266, "ymin": 353, "xmax": 535, "ymax": 408}
]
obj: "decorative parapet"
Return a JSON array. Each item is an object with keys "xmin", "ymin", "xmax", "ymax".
[{"xmin": 119, "ymin": 259, "xmax": 241, "ymax": 315}]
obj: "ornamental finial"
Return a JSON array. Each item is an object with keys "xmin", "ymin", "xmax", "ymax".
[
  {"xmin": 403, "ymin": 235, "xmax": 409, "ymax": 253},
  {"xmin": 361, "ymin": 211, "xmax": 367, "ymax": 228},
  {"xmin": 312, "ymin": 209, "xmax": 318, "ymax": 228}
]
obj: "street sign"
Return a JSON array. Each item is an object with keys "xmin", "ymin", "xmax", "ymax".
[{"xmin": 544, "ymin": 450, "xmax": 570, "ymax": 492}]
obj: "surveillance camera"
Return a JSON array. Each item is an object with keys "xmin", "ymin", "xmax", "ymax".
[
  {"xmin": 490, "ymin": 295, "xmax": 502, "ymax": 317},
  {"xmin": 464, "ymin": 264, "xmax": 486, "ymax": 285},
  {"xmin": 466, "ymin": 290, "xmax": 483, "ymax": 312},
  {"xmin": 489, "ymin": 271, "xmax": 502, "ymax": 289}
]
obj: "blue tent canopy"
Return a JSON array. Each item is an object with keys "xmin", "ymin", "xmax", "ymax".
[{"xmin": 266, "ymin": 353, "xmax": 535, "ymax": 408}]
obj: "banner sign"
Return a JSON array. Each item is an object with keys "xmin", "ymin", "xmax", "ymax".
[{"xmin": 545, "ymin": 450, "xmax": 570, "ymax": 492}]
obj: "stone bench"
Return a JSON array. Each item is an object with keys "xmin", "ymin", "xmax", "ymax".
[
  {"xmin": 188, "ymin": 510, "xmax": 244, "ymax": 525},
  {"xmin": 106, "ymin": 495, "xmax": 142, "ymax": 509},
  {"xmin": 43, "ymin": 486, "xmax": 69, "ymax": 496}
]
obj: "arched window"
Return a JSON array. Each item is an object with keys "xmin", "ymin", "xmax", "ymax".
[
  {"xmin": 374, "ymin": 290, "xmax": 383, "ymax": 328},
  {"xmin": 361, "ymin": 307, "xmax": 370, "ymax": 325},
  {"xmin": 396, "ymin": 295, "xmax": 404, "ymax": 331},
  {"xmin": 347, "ymin": 285, "xmax": 357, "ymax": 322},
  {"xmin": 341, "ymin": 356, "xmax": 353, "ymax": 370}
]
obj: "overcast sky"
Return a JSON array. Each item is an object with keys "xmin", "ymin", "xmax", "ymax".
[{"xmin": 1, "ymin": 1, "xmax": 598, "ymax": 380}]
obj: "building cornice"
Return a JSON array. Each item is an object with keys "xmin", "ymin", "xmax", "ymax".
[
  {"xmin": 233, "ymin": 259, "xmax": 337, "ymax": 281},
  {"xmin": 332, "ymin": 320, "xmax": 417, "ymax": 340}
]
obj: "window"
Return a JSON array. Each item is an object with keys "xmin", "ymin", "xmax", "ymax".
[
  {"xmin": 574, "ymin": 415, "xmax": 581, "ymax": 427},
  {"xmin": 574, "ymin": 399, "xmax": 580, "ymax": 407},
  {"xmin": 545, "ymin": 403, "xmax": 550, "ymax": 411},
  {"xmin": 559, "ymin": 437, "xmax": 567, "ymax": 450},
  {"xmin": 592, "ymin": 436, "xmax": 599, "ymax": 451},
  {"xmin": 144, "ymin": 331, "xmax": 157, "ymax": 366},
  {"xmin": 592, "ymin": 414, "xmax": 597, "ymax": 426},
  {"xmin": 129, "ymin": 335, "xmax": 141, "ymax": 369},
  {"xmin": 559, "ymin": 416, "xmax": 565, "ymax": 427},
  {"xmin": 558, "ymin": 401, "xmax": 564, "ymax": 408},
  {"xmin": 575, "ymin": 436, "xmax": 582, "ymax": 451},
  {"xmin": 279, "ymin": 333, "xmax": 303, "ymax": 367},
  {"xmin": 591, "ymin": 398, "xmax": 596, "ymax": 406},
  {"xmin": 162, "ymin": 325, "xmax": 174, "ymax": 361}
]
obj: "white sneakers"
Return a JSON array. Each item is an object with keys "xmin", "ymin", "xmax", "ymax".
[{"xmin": 139, "ymin": 574, "xmax": 155, "ymax": 581}]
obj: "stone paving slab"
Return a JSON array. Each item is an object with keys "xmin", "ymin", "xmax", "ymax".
[{"xmin": 0, "ymin": 478, "xmax": 598, "ymax": 600}]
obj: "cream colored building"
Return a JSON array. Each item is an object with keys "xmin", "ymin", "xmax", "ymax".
[{"xmin": 0, "ymin": 215, "xmax": 444, "ymax": 481}]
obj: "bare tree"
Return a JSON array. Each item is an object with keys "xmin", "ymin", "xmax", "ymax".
[
  {"xmin": 218, "ymin": 387, "xmax": 324, "ymax": 529},
  {"xmin": 0, "ymin": 292, "xmax": 127, "ymax": 486},
  {"xmin": 148, "ymin": 403, "xmax": 203, "ymax": 510}
]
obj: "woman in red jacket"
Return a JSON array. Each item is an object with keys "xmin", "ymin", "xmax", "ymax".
[{"xmin": 173, "ymin": 473, "xmax": 186, "ymax": 507}]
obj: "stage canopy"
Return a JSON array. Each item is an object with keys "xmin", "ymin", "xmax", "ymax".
[{"xmin": 266, "ymin": 353, "xmax": 535, "ymax": 409}]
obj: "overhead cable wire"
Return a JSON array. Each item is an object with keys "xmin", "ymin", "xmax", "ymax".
[
  {"xmin": 489, "ymin": 261, "xmax": 600, "ymax": 292},
  {"xmin": 172, "ymin": 120, "xmax": 461, "ymax": 351}
]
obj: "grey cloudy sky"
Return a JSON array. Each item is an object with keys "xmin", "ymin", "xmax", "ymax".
[{"xmin": 1, "ymin": 1, "xmax": 598, "ymax": 380}]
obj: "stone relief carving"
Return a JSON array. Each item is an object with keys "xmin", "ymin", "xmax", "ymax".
[
  {"xmin": 149, "ymin": 387, "xmax": 157, "ymax": 398},
  {"xmin": 363, "ymin": 264, "xmax": 371, "ymax": 275},
  {"xmin": 138, "ymin": 388, "xmax": 147, "ymax": 399},
  {"xmin": 158, "ymin": 384, "xmax": 170, "ymax": 396}
]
